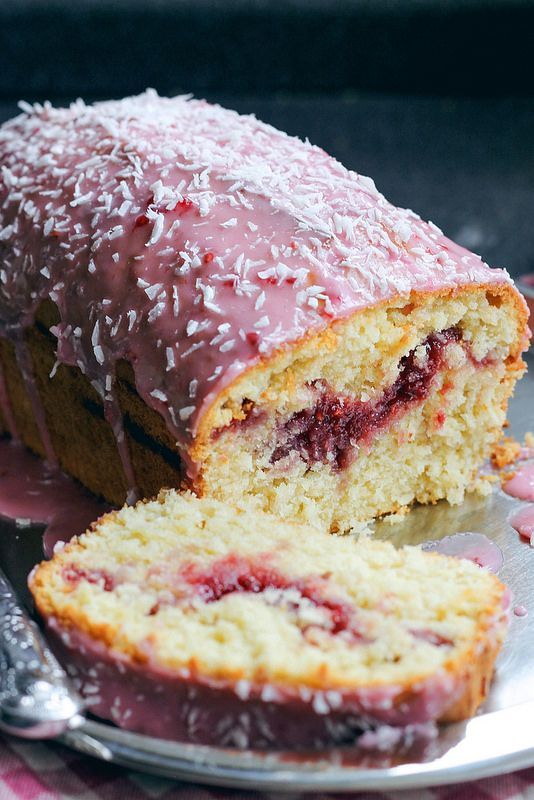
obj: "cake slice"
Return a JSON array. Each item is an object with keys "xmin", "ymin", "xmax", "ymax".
[
  {"xmin": 30, "ymin": 491, "xmax": 509, "ymax": 748},
  {"xmin": 0, "ymin": 92, "xmax": 529, "ymax": 531}
]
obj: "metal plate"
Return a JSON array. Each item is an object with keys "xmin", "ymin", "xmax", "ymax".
[{"xmin": 4, "ymin": 352, "xmax": 534, "ymax": 791}]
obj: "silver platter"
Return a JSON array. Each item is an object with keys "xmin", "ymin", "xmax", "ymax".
[{"xmin": 6, "ymin": 353, "xmax": 534, "ymax": 791}]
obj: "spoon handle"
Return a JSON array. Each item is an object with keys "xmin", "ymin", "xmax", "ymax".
[{"xmin": 0, "ymin": 566, "xmax": 84, "ymax": 738}]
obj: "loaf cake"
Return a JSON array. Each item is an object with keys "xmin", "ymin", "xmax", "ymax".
[
  {"xmin": 0, "ymin": 91, "xmax": 529, "ymax": 531},
  {"xmin": 30, "ymin": 491, "xmax": 510, "ymax": 748}
]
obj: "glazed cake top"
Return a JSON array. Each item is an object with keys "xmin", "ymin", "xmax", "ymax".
[{"xmin": 0, "ymin": 90, "xmax": 511, "ymax": 465}]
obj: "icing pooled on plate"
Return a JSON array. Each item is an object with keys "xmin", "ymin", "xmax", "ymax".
[
  {"xmin": 421, "ymin": 532, "xmax": 503, "ymax": 573},
  {"xmin": 503, "ymin": 463, "xmax": 534, "ymax": 502},
  {"xmin": 0, "ymin": 438, "xmax": 108, "ymax": 556}
]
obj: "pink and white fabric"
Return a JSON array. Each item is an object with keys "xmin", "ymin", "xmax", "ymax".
[{"xmin": 1, "ymin": 736, "xmax": 533, "ymax": 800}]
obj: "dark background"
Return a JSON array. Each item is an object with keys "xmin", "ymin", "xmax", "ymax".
[{"xmin": 2, "ymin": 0, "xmax": 534, "ymax": 278}]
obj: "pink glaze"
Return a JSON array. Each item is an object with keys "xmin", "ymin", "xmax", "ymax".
[
  {"xmin": 0, "ymin": 438, "xmax": 108, "ymax": 556},
  {"xmin": 509, "ymin": 505, "xmax": 534, "ymax": 544},
  {"xmin": 514, "ymin": 605, "xmax": 528, "ymax": 617},
  {"xmin": 0, "ymin": 92, "xmax": 518, "ymax": 494},
  {"xmin": 502, "ymin": 463, "xmax": 534, "ymax": 501},
  {"xmin": 421, "ymin": 532, "xmax": 503, "ymax": 573},
  {"xmin": 45, "ymin": 617, "xmax": 463, "ymax": 749}
]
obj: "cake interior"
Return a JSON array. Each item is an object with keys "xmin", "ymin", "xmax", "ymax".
[
  {"xmin": 33, "ymin": 492, "xmax": 505, "ymax": 695},
  {"xmin": 201, "ymin": 287, "xmax": 525, "ymax": 531}
]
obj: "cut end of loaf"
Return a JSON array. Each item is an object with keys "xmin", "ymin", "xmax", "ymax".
[{"xmin": 198, "ymin": 284, "xmax": 528, "ymax": 531}]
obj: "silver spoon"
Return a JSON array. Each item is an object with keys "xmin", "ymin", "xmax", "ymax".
[{"xmin": 0, "ymin": 565, "xmax": 85, "ymax": 738}]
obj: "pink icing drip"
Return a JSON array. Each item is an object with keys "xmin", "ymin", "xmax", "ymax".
[
  {"xmin": 45, "ymin": 617, "xmax": 461, "ymax": 749},
  {"xmin": 0, "ymin": 439, "xmax": 109, "ymax": 556},
  {"xmin": 0, "ymin": 92, "xmax": 516, "ymax": 483},
  {"xmin": 102, "ymin": 390, "xmax": 139, "ymax": 505},
  {"xmin": 421, "ymin": 532, "xmax": 503, "ymax": 573},
  {"xmin": 503, "ymin": 463, "xmax": 534, "ymax": 501},
  {"xmin": 12, "ymin": 336, "xmax": 58, "ymax": 468},
  {"xmin": 510, "ymin": 505, "xmax": 534, "ymax": 544},
  {"xmin": 513, "ymin": 605, "xmax": 528, "ymax": 618}
]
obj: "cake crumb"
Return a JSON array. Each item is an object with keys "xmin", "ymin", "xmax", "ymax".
[
  {"xmin": 491, "ymin": 432, "xmax": 534, "ymax": 469},
  {"xmin": 471, "ymin": 475, "xmax": 494, "ymax": 496},
  {"xmin": 382, "ymin": 507, "xmax": 411, "ymax": 525},
  {"xmin": 491, "ymin": 436, "xmax": 522, "ymax": 469}
]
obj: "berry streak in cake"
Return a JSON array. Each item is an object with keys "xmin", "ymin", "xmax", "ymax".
[
  {"xmin": 212, "ymin": 324, "xmax": 496, "ymax": 483},
  {"xmin": 269, "ymin": 327, "xmax": 464, "ymax": 470},
  {"xmin": 64, "ymin": 552, "xmax": 372, "ymax": 641}
]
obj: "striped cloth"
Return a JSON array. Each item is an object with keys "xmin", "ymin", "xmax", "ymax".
[{"xmin": 1, "ymin": 736, "xmax": 533, "ymax": 800}]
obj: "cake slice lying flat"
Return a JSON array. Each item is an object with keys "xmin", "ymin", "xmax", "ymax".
[
  {"xmin": 30, "ymin": 491, "xmax": 509, "ymax": 749},
  {"xmin": 0, "ymin": 93, "xmax": 529, "ymax": 531}
]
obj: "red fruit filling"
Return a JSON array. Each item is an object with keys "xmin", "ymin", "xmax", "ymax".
[
  {"xmin": 271, "ymin": 327, "xmax": 462, "ymax": 470},
  {"xmin": 63, "ymin": 565, "xmax": 115, "ymax": 592},
  {"xmin": 180, "ymin": 554, "xmax": 366, "ymax": 639},
  {"xmin": 410, "ymin": 629, "xmax": 454, "ymax": 647}
]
